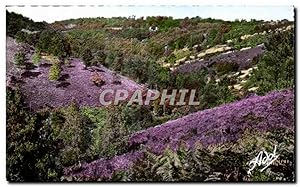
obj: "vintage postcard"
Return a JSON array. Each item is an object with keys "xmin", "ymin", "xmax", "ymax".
[{"xmin": 6, "ymin": 5, "xmax": 295, "ymax": 182}]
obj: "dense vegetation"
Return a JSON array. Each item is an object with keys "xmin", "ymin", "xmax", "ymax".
[
  {"xmin": 118, "ymin": 128, "xmax": 294, "ymax": 182},
  {"xmin": 246, "ymin": 31, "xmax": 295, "ymax": 95},
  {"xmin": 7, "ymin": 87, "xmax": 94, "ymax": 181},
  {"xmin": 6, "ymin": 10, "xmax": 295, "ymax": 182}
]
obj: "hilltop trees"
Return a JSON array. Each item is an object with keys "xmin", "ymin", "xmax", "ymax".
[{"xmin": 6, "ymin": 10, "xmax": 45, "ymax": 37}]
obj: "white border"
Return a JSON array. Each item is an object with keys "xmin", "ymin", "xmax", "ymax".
[{"xmin": 0, "ymin": 0, "xmax": 298, "ymax": 186}]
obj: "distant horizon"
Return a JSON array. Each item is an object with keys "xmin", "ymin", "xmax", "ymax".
[{"xmin": 6, "ymin": 5, "xmax": 294, "ymax": 23}]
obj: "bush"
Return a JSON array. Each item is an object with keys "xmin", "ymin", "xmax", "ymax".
[
  {"xmin": 187, "ymin": 33, "xmax": 205, "ymax": 48},
  {"xmin": 122, "ymin": 55, "xmax": 150, "ymax": 83},
  {"xmin": 82, "ymin": 49, "xmax": 93, "ymax": 66},
  {"xmin": 48, "ymin": 62, "xmax": 61, "ymax": 81},
  {"xmin": 215, "ymin": 61, "xmax": 239, "ymax": 75},
  {"xmin": 91, "ymin": 50, "xmax": 106, "ymax": 66},
  {"xmin": 90, "ymin": 104, "xmax": 154, "ymax": 159},
  {"xmin": 165, "ymin": 54, "xmax": 176, "ymax": 64},
  {"xmin": 174, "ymin": 69, "xmax": 207, "ymax": 89},
  {"xmin": 81, "ymin": 107, "xmax": 106, "ymax": 157},
  {"xmin": 104, "ymin": 50, "xmax": 123, "ymax": 70},
  {"xmin": 173, "ymin": 69, "xmax": 236, "ymax": 111},
  {"xmin": 98, "ymin": 105, "xmax": 129, "ymax": 158},
  {"xmin": 198, "ymin": 80, "xmax": 237, "ymax": 109},
  {"xmin": 147, "ymin": 61, "xmax": 170, "ymax": 89},
  {"xmin": 32, "ymin": 51, "xmax": 41, "ymax": 65},
  {"xmin": 122, "ymin": 105, "xmax": 154, "ymax": 133},
  {"xmin": 15, "ymin": 31, "xmax": 27, "ymax": 43},
  {"xmin": 13, "ymin": 50, "xmax": 26, "ymax": 65}
]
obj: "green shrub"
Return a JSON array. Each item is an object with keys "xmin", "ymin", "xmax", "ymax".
[
  {"xmin": 147, "ymin": 62, "xmax": 170, "ymax": 89},
  {"xmin": 48, "ymin": 62, "xmax": 61, "ymax": 81},
  {"xmin": 32, "ymin": 51, "xmax": 41, "ymax": 65},
  {"xmin": 198, "ymin": 80, "xmax": 237, "ymax": 109},
  {"xmin": 122, "ymin": 105, "xmax": 154, "ymax": 133},
  {"xmin": 215, "ymin": 61, "xmax": 239, "ymax": 75},
  {"xmin": 81, "ymin": 107, "xmax": 106, "ymax": 157},
  {"xmin": 13, "ymin": 50, "xmax": 26, "ymax": 65},
  {"xmin": 187, "ymin": 33, "xmax": 205, "ymax": 48},
  {"xmin": 82, "ymin": 49, "xmax": 93, "ymax": 66},
  {"xmin": 89, "ymin": 104, "xmax": 155, "ymax": 159},
  {"xmin": 175, "ymin": 69, "xmax": 207, "ymax": 89},
  {"xmin": 15, "ymin": 31, "xmax": 27, "ymax": 43},
  {"xmin": 98, "ymin": 105, "xmax": 129, "ymax": 158},
  {"xmin": 165, "ymin": 54, "xmax": 176, "ymax": 64},
  {"xmin": 122, "ymin": 55, "xmax": 150, "ymax": 83},
  {"xmin": 173, "ymin": 69, "xmax": 236, "ymax": 111},
  {"xmin": 90, "ymin": 50, "xmax": 106, "ymax": 66},
  {"xmin": 7, "ymin": 89, "xmax": 97, "ymax": 182}
]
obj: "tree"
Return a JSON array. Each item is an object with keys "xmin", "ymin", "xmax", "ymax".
[
  {"xmin": 82, "ymin": 48, "xmax": 93, "ymax": 66},
  {"xmin": 122, "ymin": 55, "xmax": 150, "ymax": 83},
  {"xmin": 57, "ymin": 101, "xmax": 93, "ymax": 166},
  {"xmin": 32, "ymin": 51, "xmax": 41, "ymax": 65},
  {"xmin": 6, "ymin": 87, "xmax": 62, "ymax": 181},
  {"xmin": 98, "ymin": 105, "xmax": 129, "ymax": 158},
  {"xmin": 13, "ymin": 50, "xmax": 26, "ymax": 65},
  {"xmin": 48, "ymin": 62, "xmax": 61, "ymax": 81},
  {"xmin": 36, "ymin": 30, "xmax": 69, "ymax": 57}
]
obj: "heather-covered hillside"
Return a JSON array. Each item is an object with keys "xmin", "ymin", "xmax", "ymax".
[
  {"xmin": 63, "ymin": 89, "xmax": 294, "ymax": 180},
  {"xmin": 6, "ymin": 37, "xmax": 148, "ymax": 110}
]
